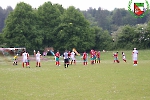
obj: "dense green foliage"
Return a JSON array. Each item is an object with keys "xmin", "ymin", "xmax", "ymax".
[
  {"xmin": 3, "ymin": 3, "xmax": 38, "ymax": 50},
  {"xmin": 55, "ymin": 6, "xmax": 95, "ymax": 52},
  {"xmin": 0, "ymin": 2, "xmax": 150, "ymax": 53},
  {"xmin": 0, "ymin": 6, "xmax": 13, "ymax": 33},
  {"xmin": 84, "ymin": 7, "xmax": 150, "ymax": 31}
]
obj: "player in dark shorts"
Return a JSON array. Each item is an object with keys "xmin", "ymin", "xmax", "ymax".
[{"xmin": 63, "ymin": 50, "xmax": 69, "ymax": 68}]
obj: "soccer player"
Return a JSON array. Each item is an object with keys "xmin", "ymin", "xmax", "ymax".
[
  {"xmin": 94, "ymin": 50, "xmax": 97, "ymax": 63},
  {"xmin": 55, "ymin": 51, "xmax": 60, "ymax": 66},
  {"xmin": 90, "ymin": 50, "xmax": 94, "ymax": 64},
  {"xmin": 22, "ymin": 51, "xmax": 28, "ymax": 68},
  {"xmin": 116, "ymin": 52, "xmax": 120, "ymax": 63},
  {"xmin": 63, "ymin": 50, "xmax": 69, "ymax": 68},
  {"xmin": 68, "ymin": 51, "xmax": 71, "ymax": 64},
  {"xmin": 70, "ymin": 51, "xmax": 76, "ymax": 65},
  {"xmin": 132, "ymin": 48, "xmax": 138, "ymax": 66},
  {"xmin": 13, "ymin": 54, "xmax": 18, "ymax": 65},
  {"xmin": 113, "ymin": 52, "xmax": 119, "ymax": 63},
  {"xmin": 26, "ymin": 52, "xmax": 30, "ymax": 68},
  {"xmin": 83, "ymin": 51, "xmax": 88, "ymax": 65},
  {"xmin": 97, "ymin": 51, "xmax": 100, "ymax": 63},
  {"xmin": 122, "ymin": 52, "xmax": 127, "ymax": 62},
  {"xmin": 36, "ymin": 51, "xmax": 41, "ymax": 67}
]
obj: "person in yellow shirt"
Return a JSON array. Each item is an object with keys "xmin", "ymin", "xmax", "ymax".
[{"xmin": 13, "ymin": 54, "xmax": 18, "ymax": 65}]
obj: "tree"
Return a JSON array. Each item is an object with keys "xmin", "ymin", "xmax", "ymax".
[
  {"xmin": 144, "ymin": 22, "xmax": 150, "ymax": 48},
  {"xmin": 122, "ymin": 12, "xmax": 137, "ymax": 25},
  {"xmin": 95, "ymin": 8, "xmax": 111, "ymax": 31},
  {"xmin": 53, "ymin": 4, "xmax": 65, "ymax": 14},
  {"xmin": 87, "ymin": 7, "xmax": 97, "ymax": 18},
  {"xmin": 0, "ymin": 33, "xmax": 4, "ymax": 45},
  {"xmin": 112, "ymin": 9, "xmax": 122, "ymax": 26},
  {"xmin": 0, "ymin": 7, "xmax": 5, "ymax": 33},
  {"xmin": 55, "ymin": 6, "xmax": 95, "ymax": 52},
  {"xmin": 92, "ymin": 26, "xmax": 113, "ymax": 50},
  {"xmin": 117, "ymin": 25, "xmax": 136, "ymax": 49},
  {"xmin": 3, "ymin": 2, "xmax": 39, "ymax": 52},
  {"xmin": 82, "ymin": 11, "xmax": 98, "ymax": 27},
  {"xmin": 37, "ymin": 1, "xmax": 61, "ymax": 49},
  {"xmin": 4, "ymin": 6, "xmax": 13, "ymax": 18}
]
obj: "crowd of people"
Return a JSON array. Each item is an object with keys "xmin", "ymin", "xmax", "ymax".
[{"xmin": 13, "ymin": 48, "xmax": 139, "ymax": 68}]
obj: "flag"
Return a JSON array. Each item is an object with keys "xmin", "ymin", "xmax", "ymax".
[{"xmin": 50, "ymin": 51, "xmax": 55, "ymax": 56}]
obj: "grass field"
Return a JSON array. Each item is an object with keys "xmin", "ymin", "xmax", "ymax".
[{"xmin": 0, "ymin": 50, "xmax": 150, "ymax": 100}]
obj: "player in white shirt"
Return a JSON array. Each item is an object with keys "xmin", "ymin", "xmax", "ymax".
[
  {"xmin": 22, "ymin": 51, "xmax": 28, "ymax": 68},
  {"xmin": 70, "ymin": 51, "xmax": 76, "ymax": 65},
  {"xmin": 122, "ymin": 52, "xmax": 127, "ymax": 62},
  {"xmin": 63, "ymin": 50, "xmax": 69, "ymax": 68},
  {"xmin": 132, "ymin": 48, "xmax": 138, "ymax": 66},
  {"xmin": 36, "ymin": 51, "xmax": 41, "ymax": 67}
]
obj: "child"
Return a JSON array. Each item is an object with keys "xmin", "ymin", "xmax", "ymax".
[{"xmin": 13, "ymin": 54, "xmax": 18, "ymax": 65}]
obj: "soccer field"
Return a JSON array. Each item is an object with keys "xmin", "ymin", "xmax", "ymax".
[{"xmin": 0, "ymin": 50, "xmax": 150, "ymax": 100}]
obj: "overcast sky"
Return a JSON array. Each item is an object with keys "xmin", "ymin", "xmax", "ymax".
[{"xmin": 0, "ymin": 0, "xmax": 149, "ymax": 11}]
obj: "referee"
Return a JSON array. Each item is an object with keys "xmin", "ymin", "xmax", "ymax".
[{"xmin": 63, "ymin": 50, "xmax": 69, "ymax": 68}]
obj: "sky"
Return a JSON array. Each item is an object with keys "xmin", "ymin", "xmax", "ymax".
[{"xmin": 0, "ymin": 0, "xmax": 150, "ymax": 11}]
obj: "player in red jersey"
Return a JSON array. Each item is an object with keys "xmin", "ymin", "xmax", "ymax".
[
  {"xmin": 27, "ymin": 52, "xmax": 30, "ymax": 68},
  {"xmin": 90, "ymin": 50, "xmax": 94, "ymax": 64},
  {"xmin": 55, "ymin": 51, "xmax": 60, "ymax": 66},
  {"xmin": 90, "ymin": 50, "xmax": 94, "ymax": 56},
  {"xmin": 83, "ymin": 51, "xmax": 88, "ymax": 65},
  {"xmin": 68, "ymin": 51, "xmax": 71, "ymax": 64},
  {"xmin": 97, "ymin": 51, "xmax": 100, "ymax": 63},
  {"xmin": 113, "ymin": 52, "xmax": 119, "ymax": 63},
  {"xmin": 116, "ymin": 52, "xmax": 120, "ymax": 63},
  {"xmin": 94, "ymin": 50, "xmax": 97, "ymax": 63}
]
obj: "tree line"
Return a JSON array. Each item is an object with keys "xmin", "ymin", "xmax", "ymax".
[
  {"xmin": 0, "ymin": 1, "xmax": 150, "ymax": 54},
  {"xmin": 0, "ymin": 6, "xmax": 13, "ymax": 33},
  {"xmin": 83, "ymin": 7, "xmax": 150, "ymax": 32}
]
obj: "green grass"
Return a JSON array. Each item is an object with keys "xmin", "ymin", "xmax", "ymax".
[{"xmin": 0, "ymin": 50, "xmax": 150, "ymax": 100}]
